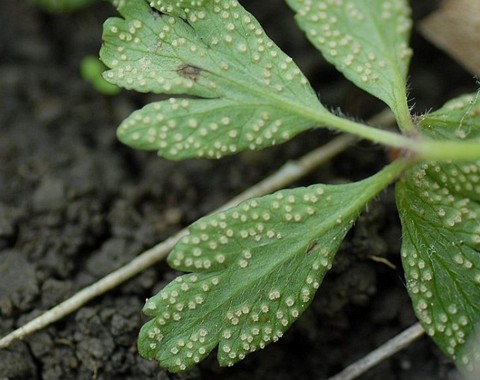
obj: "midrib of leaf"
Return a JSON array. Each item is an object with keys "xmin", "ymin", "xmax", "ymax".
[{"xmin": 214, "ymin": 71, "xmax": 313, "ymax": 112}]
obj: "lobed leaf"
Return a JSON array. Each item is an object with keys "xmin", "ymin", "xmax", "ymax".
[
  {"xmin": 285, "ymin": 0, "xmax": 413, "ymax": 126},
  {"xmin": 139, "ymin": 164, "xmax": 400, "ymax": 371},
  {"xmin": 396, "ymin": 93, "xmax": 480, "ymax": 373},
  {"xmin": 100, "ymin": 0, "xmax": 331, "ymax": 160}
]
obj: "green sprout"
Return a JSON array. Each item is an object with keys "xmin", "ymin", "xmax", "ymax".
[
  {"xmin": 80, "ymin": 55, "xmax": 121, "ymax": 95},
  {"xmin": 99, "ymin": 0, "xmax": 480, "ymax": 374},
  {"xmin": 33, "ymin": 0, "xmax": 97, "ymax": 13}
]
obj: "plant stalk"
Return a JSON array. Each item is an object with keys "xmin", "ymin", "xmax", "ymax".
[{"xmin": 308, "ymin": 110, "xmax": 480, "ymax": 162}]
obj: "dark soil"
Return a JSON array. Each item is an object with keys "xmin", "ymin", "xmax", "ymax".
[{"xmin": 0, "ymin": 0, "xmax": 476, "ymax": 379}]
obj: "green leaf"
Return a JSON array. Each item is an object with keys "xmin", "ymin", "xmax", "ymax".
[
  {"xmin": 138, "ymin": 163, "xmax": 403, "ymax": 371},
  {"xmin": 396, "ymin": 94, "xmax": 480, "ymax": 372},
  {"xmin": 285, "ymin": 0, "xmax": 413, "ymax": 129},
  {"xmin": 100, "ymin": 0, "xmax": 331, "ymax": 160}
]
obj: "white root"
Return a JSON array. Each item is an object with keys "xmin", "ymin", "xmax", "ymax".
[{"xmin": 327, "ymin": 323, "xmax": 425, "ymax": 380}]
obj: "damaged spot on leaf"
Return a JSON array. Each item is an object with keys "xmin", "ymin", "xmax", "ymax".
[
  {"xmin": 306, "ymin": 241, "xmax": 320, "ymax": 255},
  {"xmin": 177, "ymin": 64, "xmax": 202, "ymax": 82}
]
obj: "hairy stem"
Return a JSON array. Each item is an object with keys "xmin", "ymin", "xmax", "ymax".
[
  {"xmin": 306, "ymin": 108, "xmax": 480, "ymax": 162},
  {"xmin": 394, "ymin": 94, "xmax": 416, "ymax": 134},
  {"xmin": 413, "ymin": 139, "xmax": 480, "ymax": 161}
]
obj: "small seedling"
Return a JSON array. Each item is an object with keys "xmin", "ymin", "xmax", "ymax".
[
  {"xmin": 100, "ymin": 0, "xmax": 480, "ymax": 374},
  {"xmin": 33, "ymin": 0, "xmax": 97, "ymax": 13},
  {"xmin": 80, "ymin": 55, "xmax": 121, "ymax": 95}
]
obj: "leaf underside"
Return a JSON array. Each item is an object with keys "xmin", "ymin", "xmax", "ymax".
[
  {"xmin": 285, "ymin": 0, "xmax": 412, "ymax": 121},
  {"xmin": 139, "ymin": 167, "xmax": 395, "ymax": 372},
  {"xmin": 396, "ymin": 93, "xmax": 480, "ymax": 373},
  {"xmin": 100, "ymin": 0, "xmax": 329, "ymax": 160}
]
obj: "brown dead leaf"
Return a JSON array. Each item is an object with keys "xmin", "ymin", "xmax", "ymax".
[{"xmin": 420, "ymin": 0, "xmax": 480, "ymax": 77}]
